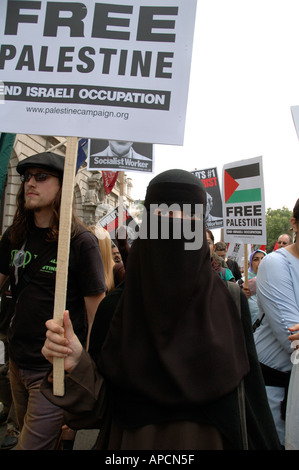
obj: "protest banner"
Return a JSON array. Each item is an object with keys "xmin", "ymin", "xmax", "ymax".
[
  {"xmin": 226, "ymin": 242, "xmax": 252, "ymax": 273},
  {"xmin": 88, "ymin": 139, "xmax": 154, "ymax": 173},
  {"xmin": 222, "ymin": 156, "xmax": 266, "ymax": 244},
  {"xmin": 98, "ymin": 204, "xmax": 139, "ymax": 246},
  {"xmin": 0, "ymin": 0, "xmax": 197, "ymax": 145},
  {"xmin": 222, "ymin": 156, "xmax": 266, "ymax": 286},
  {"xmin": 191, "ymin": 167, "xmax": 223, "ymax": 229}
]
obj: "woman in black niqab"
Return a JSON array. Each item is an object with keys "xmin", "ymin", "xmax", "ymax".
[
  {"xmin": 99, "ymin": 170, "xmax": 250, "ymax": 427},
  {"xmin": 41, "ymin": 169, "xmax": 281, "ymax": 450}
]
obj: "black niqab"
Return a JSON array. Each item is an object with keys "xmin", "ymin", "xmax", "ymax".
[{"xmin": 99, "ymin": 170, "xmax": 249, "ymax": 421}]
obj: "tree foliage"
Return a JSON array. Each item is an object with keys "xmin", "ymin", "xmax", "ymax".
[{"xmin": 266, "ymin": 206, "xmax": 293, "ymax": 251}]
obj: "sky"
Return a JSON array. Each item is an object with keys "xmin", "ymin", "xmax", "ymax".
[{"xmin": 129, "ymin": 0, "xmax": 299, "ymax": 214}]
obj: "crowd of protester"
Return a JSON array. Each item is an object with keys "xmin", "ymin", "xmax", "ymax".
[{"xmin": 0, "ymin": 155, "xmax": 298, "ymax": 451}]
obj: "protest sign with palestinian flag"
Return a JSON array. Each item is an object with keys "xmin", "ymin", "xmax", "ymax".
[{"xmin": 222, "ymin": 156, "xmax": 266, "ymax": 244}]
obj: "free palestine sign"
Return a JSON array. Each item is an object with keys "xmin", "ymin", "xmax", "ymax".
[
  {"xmin": 0, "ymin": 0, "xmax": 197, "ymax": 145},
  {"xmin": 222, "ymin": 156, "xmax": 266, "ymax": 244}
]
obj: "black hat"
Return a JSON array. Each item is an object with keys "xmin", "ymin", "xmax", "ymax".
[
  {"xmin": 144, "ymin": 169, "xmax": 207, "ymax": 210},
  {"xmin": 17, "ymin": 152, "xmax": 65, "ymax": 176}
]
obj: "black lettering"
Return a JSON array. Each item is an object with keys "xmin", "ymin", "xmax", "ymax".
[
  {"xmin": 131, "ymin": 51, "xmax": 151, "ymax": 77},
  {"xmin": 118, "ymin": 49, "xmax": 128, "ymax": 75},
  {"xmin": 44, "ymin": 2, "xmax": 87, "ymax": 37},
  {"xmin": 57, "ymin": 47, "xmax": 74, "ymax": 72},
  {"xmin": 155, "ymin": 52, "xmax": 173, "ymax": 78},
  {"xmin": 254, "ymin": 205, "xmax": 262, "ymax": 216},
  {"xmin": 92, "ymin": 4, "xmax": 132, "ymax": 40},
  {"xmin": 5, "ymin": 0, "xmax": 41, "ymax": 35},
  {"xmin": 39, "ymin": 46, "xmax": 54, "ymax": 72},
  {"xmin": 235, "ymin": 207, "xmax": 243, "ymax": 216},
  {"xmin": 77, "ymin": 47, "xmax": 95, "ymax": 73},
  {"xmin": 16, "ymin": 45, "xmax": 35, "ymax": 70},
  {"xmin": 243, "ymin": 206, "xmax": 253, "ymax": 216},
  {"xmin": 137, "ymin": 6, "xmax": 178, "ymax": 42},
  {"xmin": 99, "ymin": 48, "xmax": 117, "ymax": 74},
  {"xmin": 0, "ymin": 45, "xmax": 16, "ymax": 69}
]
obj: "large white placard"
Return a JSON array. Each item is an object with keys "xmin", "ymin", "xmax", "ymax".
[
  {"xmin": 0, "ymin": 0, "xmax": 197, "ymax": 144},
  {"xmin": 222, "ymin": 156, "xmax": 266, "ymax": 245}
]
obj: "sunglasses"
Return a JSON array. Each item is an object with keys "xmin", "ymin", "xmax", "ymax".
[{"xmin": 20, "ymin": 172, "xmax": 60, "ymax": 183}]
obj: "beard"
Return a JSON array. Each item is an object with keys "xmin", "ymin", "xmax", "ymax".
[{"xmin": 24, "ymin": 196, "xmax": 42, "ymax": 211}]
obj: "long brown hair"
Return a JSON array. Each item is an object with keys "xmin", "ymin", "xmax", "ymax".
[{"xmin": 9, "ymin": 181, "xmax": 83, "ymax": 246}]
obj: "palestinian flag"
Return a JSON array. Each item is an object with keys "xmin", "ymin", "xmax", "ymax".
[{"xmin": 224, "ymin": 162, "xmax": 262, "ymax": 203}]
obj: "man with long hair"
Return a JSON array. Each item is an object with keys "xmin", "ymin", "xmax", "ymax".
[{"xmin": 0, "ymin": 152, "xmax": 106, "ymax": 449}]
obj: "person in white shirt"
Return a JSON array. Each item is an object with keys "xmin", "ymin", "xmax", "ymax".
[{"xmin": 255, "ymin": 198, "xmax": 299, "ymax": 447}]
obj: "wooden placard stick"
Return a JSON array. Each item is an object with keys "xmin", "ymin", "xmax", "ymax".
[
  {"xmin": 244, "ymin": 243, "xmax": 249, "ymax": 288},
  {"xmin": 53, "ymin": 136, "xmax": 78, "ymax": 396},
  {"xmin": 118, "ymin": 171, "xmax": 124, "ymax": 228},
  {"xmin": 47, "ymin": 139, "xmax": 67, "ymax": 152}
]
